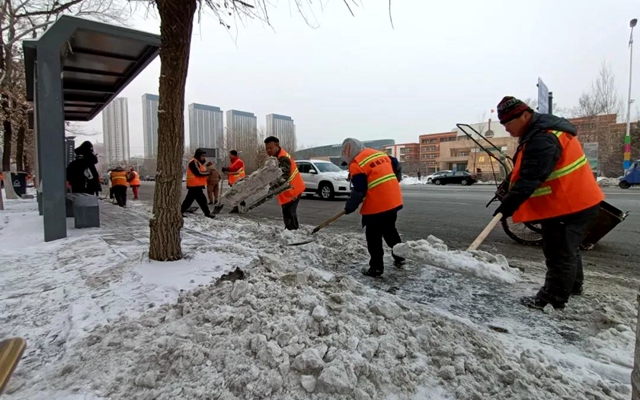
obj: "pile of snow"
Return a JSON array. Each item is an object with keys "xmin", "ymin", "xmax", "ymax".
[
  {"xmin": 1, "ymin": 196, "xmax": 635, "ymax": 400},
  {"xmin": 597, "ymin": 177, "xmax": 620, "ymax": 187},
  {"xmin": 400, "ymin": 177, "xmax": 426, "ymax": 186},
  {"xmin": 393, "ymin": 236, "xmax": 521, "ymax": 283},
  {"xmin": 476, "ymin": 180, "xmax": 499, "ymax": 185},
  {"xmin": 23, "ymin": 258, "xmax": 628, "ymax": 400}
]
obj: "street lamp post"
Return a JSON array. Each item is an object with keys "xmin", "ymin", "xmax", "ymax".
[{"xmin": 624, "ymin": 18, "xmax": 637, "ymax": 171}]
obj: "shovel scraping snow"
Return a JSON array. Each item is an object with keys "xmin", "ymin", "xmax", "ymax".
[
  {"xmin": 288, "ymin": 210, "xmax": 347, "ymax": 246},
  {"xmin": 467, "ymin": 213, "xmax": 502, "ymax": 251}
]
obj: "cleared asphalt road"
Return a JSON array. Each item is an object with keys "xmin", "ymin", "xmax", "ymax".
[{"xmin": 137, "ymin": 182, "xmax": 640, "ymax": 276}]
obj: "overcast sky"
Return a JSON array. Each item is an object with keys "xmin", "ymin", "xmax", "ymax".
[{"xmin": 76, "ymin": 0, "xmax": 639, "ymax": 156}]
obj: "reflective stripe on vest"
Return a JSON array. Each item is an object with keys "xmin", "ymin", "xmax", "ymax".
[
  {"xmin": 277, "ymin": 149, "xmax": 306, "ymax": 206},
  {"xmin": 349, "ymin": 148, "xmax": 403, "ymax": 215},
  {"xmin": 186, "ymin": 159, "xmax": 207, "ymax": 188},
  {"xmin": 510, "ymin": 130, "xmax": 604, "ymax": 223},
  {"xmin": 111, "ymin": 171, "xmax": 127, "ymax": 187}
]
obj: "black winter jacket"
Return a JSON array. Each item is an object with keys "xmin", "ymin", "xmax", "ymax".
[{"xmin": 503, "ymin": 113, "xmax": 578, "ymax": 210}]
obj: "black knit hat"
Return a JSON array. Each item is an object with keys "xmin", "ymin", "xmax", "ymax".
[{"xmin": 497, "ymin": 96, "xmax": 533, "ymax": 124}]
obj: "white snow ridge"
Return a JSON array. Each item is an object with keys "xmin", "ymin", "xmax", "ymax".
[
  {"xmin": 393, "ymin": 235, "xmax": 521, "ymax": 283},
  {"xmin": 25, "ymin": 258, "xmax": 624, "ymax": 400}
]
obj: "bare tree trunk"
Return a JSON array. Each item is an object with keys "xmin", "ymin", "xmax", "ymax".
[
  {"xmin": 2, "ymin": 100, "xmax": 12, "ymax": 172},
  {"xmin": 148, "ymin": 0, "xmax": 197, "ymax": 261},
  {"xmin": 15, "ymin": 122, "xmax": 25, "ymax": 171}
]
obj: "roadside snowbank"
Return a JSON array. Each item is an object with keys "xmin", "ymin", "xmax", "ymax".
[
  {"xmin": 400, "ymin": 177, "xmax": 426, "ymax": 186},
  {"xmin": 393, "ymin": 236, "xmax": 521, "ymax": 283},
  {"xmin": 1, "ymin": 197, "xmax": 634, "ymax": 400},
  {"xmin": 23, "ymin": 258, "xmax": 627, "ymax": 400},
  {"xmin": 597, "ymin": 177, "xmax": 620, "ymax": 187}
]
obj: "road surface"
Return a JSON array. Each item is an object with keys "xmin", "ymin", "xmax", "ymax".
[{"xmin": 135, "ymin": 181, "xmax": 640, "ymax": 278}]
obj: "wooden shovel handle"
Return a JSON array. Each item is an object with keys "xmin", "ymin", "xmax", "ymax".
[
  {"xmin": 467, "ymin": 213, "xmax": 502, "ymax": 251},
  {"xmin": 312, "ymin": 210, "xmax": 347, "ymax": 234}
]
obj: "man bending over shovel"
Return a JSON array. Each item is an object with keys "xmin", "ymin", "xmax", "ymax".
[
  {"xmin": 493, "ymin": 96, "xmax": 603, "ymax": 310},
  {"xmin": 340, "ymin": 138, "xmax": 406, "ymax": 277}
]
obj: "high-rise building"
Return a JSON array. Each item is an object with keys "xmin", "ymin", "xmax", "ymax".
[
  {"xmin": 225, "ymin": 110, "xmax": 257, "ymax": 152},
  {"xmin": 266, "ymin": 113, "xmax": 296, "ymax": 151},
  {"xmin": 188, "ymin": 103, "xmax": 224, "ymax": 155},
  {"xmin": 142, "ymin": 93, "xmax": 159, "ymax": 159},
  {"xmin": 101, "ymin": 97, "xmax": 130, "ymax": 164}
]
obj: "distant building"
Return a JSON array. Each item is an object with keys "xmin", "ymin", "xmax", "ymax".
[
  {"xmin": 294, "ymin": 139, "xmax": 395, "ymax": 168},
  {"xmin": 188, "ymin": 103, "xmax": 224, "ymax": 155},
  {"xmin": 266, "ymin": 114, "xmax": 296, "ymax": 151},
  {"xmin": 418, "ymin": 131, "xmax": 457, "ymax": 173},
  {"xmin": 142, "ymin": 94, "xmax": 159, "ymax": 159},
  {"xmin": 101, "ymin": 97, "xmax": 130, "ymax": 164},
  {"xmin": 225, "ymin": 110, "xmax": 257, "ymax": 153},
  {"xmin": 383, "ymin": 143, "xmax": 421, "ymax": 173}
]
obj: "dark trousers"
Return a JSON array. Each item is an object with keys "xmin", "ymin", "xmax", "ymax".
[
  {"xmin": 181, "ymin": 187, "xmax": 210, "ymax": 216},
  {"xmin": 364, "ymin": 210, "xmax": 402, "ymax": 271},
  {"xmin": 537, "ymin": 205, "xmax": 600, "ymax": 305},
  {"xmin": 282, "ymin": 196, "xmax": 300, "ymax": 230},
  {"xmin": 112, "ymin": 185, "xmax": 127, "ymax": 207}
]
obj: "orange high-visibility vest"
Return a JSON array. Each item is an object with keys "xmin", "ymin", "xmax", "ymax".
[
  {"xmin": 510, "ymin": 130, "xmax": 604, "ymax": 223},
  {"xmin": 129, "ymin": 171, "xmax": 141, "ymax": 186},
  {"xmin": 276, "ymin": 148, "xmax": 306, "ymax": 206},
  {"xmin": 187, "ymin": 159, "xmax": 207, "ymax": 188},
  {"xmin": 228, "ymin": 158, "xmax": 246, "ymax": 185},
  {"xmin": 349, "ymin": 148, "xmax": 403, "ymax": 215},
  {"xmin": 110, "ymin": 171, "xmax": 128, "ymax": 187}
]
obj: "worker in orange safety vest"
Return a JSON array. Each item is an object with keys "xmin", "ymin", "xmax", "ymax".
[
  {"xmin": 181, "ymin": 148, "xmax": 214, "ymax": 218},
  {"xmin": 110, "ymin": 166, "xmax": 128, "ymax": 207},
  {"xmin": 127, "ymin": 167, "xmax": 141, "ymax": 200},
  {"xmin": 264, "ymin": 136, "xmax": 306, "ymax": 230},
  {"xmin": 340, "ymin": 138, "xmax": 405, "ymax": 277},
  {"xmin": 222, "ymin": 150, "xmax": 245, "ymax": 186},
  {"xmin": 494, "ymin": 96, "xmax": 604, "ymax": 311}
]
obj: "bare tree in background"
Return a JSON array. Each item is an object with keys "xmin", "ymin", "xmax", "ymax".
[
  {"xmin": 148, "ymin": 0, "xmax": 383, "ymax": 261},
  {"xmin": 0, "ymin": 0, "xmax": 131, "ymax": 204},
  {"xmin": 572, "ymin": 62, "xmax": 625, "ymax": 177}
]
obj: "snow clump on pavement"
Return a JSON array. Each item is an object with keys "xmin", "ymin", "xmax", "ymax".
[
  {"xmin": 26, "ymin": 257, "xmax": 626, "ymax": 400},
  {"xmin": 400, "ymin": 177, "xmax": 426, "ymax": 185},
  {"xmin": 393, "ymin": 235, "xmax": 521, "ymax": 283},
  {"xmin": 597, "ymin": 177, "xmax": 620, "ymax": 187}
]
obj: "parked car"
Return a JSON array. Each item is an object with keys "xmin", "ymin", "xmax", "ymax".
[
  {"xmin": 430, "ymin": 171, "xmax": 477, "ymax": 186},
  {"xmin": 297, "ymin": 159, "xmax": 351, "ymax": 200},
  {"xmin": 425, "ymin": 170, "xmax": 453, "ymax": 183}
]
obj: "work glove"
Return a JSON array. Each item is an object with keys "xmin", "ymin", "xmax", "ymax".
[
  {"xmin": 344, "ymin": 207, "xmax": 357, "ymax": 215},
  {"xmin": 493, "ymin": 195, "xmax": 520, "ymax": 219},
  {"xmin": 221, "ymin": 167, "xmax": 229, "ymax": 172}
]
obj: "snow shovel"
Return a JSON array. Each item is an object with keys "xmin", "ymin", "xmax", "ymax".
[
  {"xmin": 467, "ymin": 213, "xmax": 502, "ymax": 251},
  {"xmin": 0, "ymin": 337, "xmax": 26, "ymax": 395},
  {"xmin": 288, "ymin": 210, "xmax": 347, "ymax": 246}
]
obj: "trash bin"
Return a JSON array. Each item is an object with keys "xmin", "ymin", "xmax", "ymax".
[
  {"xmin": 581, "ymin": 201, "xmax": 628, "ymax": 250},
  {"xmin": 11, "ymin": 172, "xmax": 27, "ymax": 197}
]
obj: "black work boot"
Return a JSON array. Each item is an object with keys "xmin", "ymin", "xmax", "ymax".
[
  {"xmin": 392, "ymin": 251, "xmax": 406, "ymax": 268},
  {"xmin": 520, "ymin": 296, "xmax": 565, "ymax": 311},
  {"xmin": 361, "ymin": 267, "xmax": 383, "ymax": 277},
  {"xmin": 230, "ymin": 206, "xmax": 239, "ymax": 214},
  {"xmin": 571, "ymin": 285, "xmax": 584, "ymax": 296}
]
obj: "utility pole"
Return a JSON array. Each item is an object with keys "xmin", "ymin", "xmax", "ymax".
[
  {"xmin": 624, "ymin": 18, "xmax": 637, "ymax": 171},
  {"xmin": 548, "ymin": 92, "xmax": 554, "ymax": 115}
]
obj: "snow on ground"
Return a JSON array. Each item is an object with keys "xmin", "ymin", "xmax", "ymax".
[
  {"xmin": 0, "ymin": 196, "xmax": 636, "ymax": 399},
  {"xmin": 400, "ymin": 177, "xmax": 426, "ymax": 186},
  {"xmin": 393, "ymin": 236, "xmax": 521, "ymax": 283},
  {"xmin": 598, "ymin": 177, "xmax": 621, "ymax": 187}
]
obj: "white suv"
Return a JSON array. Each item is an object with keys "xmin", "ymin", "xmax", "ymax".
[{"xmin": 297, "ymin": 160, "xmax": 351, "ymax": 200}]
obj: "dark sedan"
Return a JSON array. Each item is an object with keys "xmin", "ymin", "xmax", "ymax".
[{"xmin": 430, "ymin": 171, "xmax": 477, "ymax": 186}]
